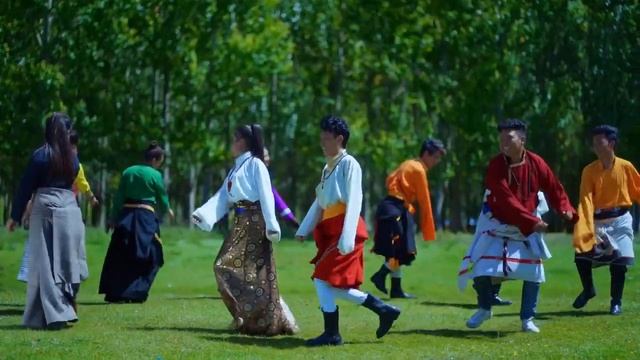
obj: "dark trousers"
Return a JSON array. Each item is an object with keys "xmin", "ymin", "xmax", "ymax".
[
  {"xmin": 575, "ymin": 258, "xmax": 627, "ymax": 306},
  {"xmin": 473, "ymin": 276, "xmax": 540, "ymax": 320}
]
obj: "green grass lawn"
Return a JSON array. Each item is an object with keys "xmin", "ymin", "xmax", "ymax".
[{"xmin": 0, "ymin": 227, "xmax": 639, "ymax": 359}]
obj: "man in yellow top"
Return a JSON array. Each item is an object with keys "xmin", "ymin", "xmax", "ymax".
[
  {"xmin": 371, "ymin": 139, "xmax": 445, "ymax": 298},
  {"xmin": 573, "ymin": 125, "xmax": 640, "ymax": 315}
]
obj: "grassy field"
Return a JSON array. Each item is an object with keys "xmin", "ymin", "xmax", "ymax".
[{"xmin": 0, "ymin": 227, "xmax": 639, "ymax": 359}]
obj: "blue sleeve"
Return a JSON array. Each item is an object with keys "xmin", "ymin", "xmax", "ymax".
[{"xmin": 11, "ymin": 155, "xmax": 41, "ymax": 222}]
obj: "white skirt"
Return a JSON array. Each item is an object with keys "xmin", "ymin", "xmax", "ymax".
[{"xmin": 576, "ymin": 212, "xmax": 635, "ymax": 266}]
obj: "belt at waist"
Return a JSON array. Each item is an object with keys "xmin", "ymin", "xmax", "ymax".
[
  {"xmin": 234, "ymin": 200, "xmax": 261, "ymax": 215},
  {"xmin": 594, "ymin": 207, "xmax": 629, "ymax": 220},
  {"xmin": 322, "ymin": 202, "xmax": 346, "ymax": 221},
  {"xmin": 124, "ymin": 203, "xmax": 155, "ymax": 213}
]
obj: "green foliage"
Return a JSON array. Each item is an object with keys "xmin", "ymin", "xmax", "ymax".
[{"xmin": 0, "ymin": 1, "xmax": 638, "ymax": 228}]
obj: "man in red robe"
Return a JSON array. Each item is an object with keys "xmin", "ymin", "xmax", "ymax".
[{"xmin": 466, "ymin": 119, "xmax": 577, "ymax": 333}]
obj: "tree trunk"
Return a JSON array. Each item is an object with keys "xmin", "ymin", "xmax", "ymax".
[
  {"xmin": 41, "ymin": 0, "xmax": 54, "ymax": 61},
  {"xmin": 188, "ymin": 164, "xmax": 197, "ymax": 229},
  {"xmin": 3, "ymin": 195, "xmax": 10, "ymax": 224},
  {"xmin": 449, "ymin": 176, "xmax": 464, "ymax": 232},
  {"xmin": 434, "ymin": 183, "xmax": 446, "ymax": 230},
  {"xmin": 162, "ymin": 70, "xmax": 172, "ymax": 223},
  {"xmin": 98, "ymin": 165, "xmax": 107, "ymax": 229}
]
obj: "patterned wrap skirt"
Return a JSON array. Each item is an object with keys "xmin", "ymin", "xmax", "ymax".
[{"xmin": 214, "ymin": 201, "xmax": 297, "ymax": 336}]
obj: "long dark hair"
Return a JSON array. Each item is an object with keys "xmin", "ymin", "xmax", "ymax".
[
  {"xmin": 44, "ymin": 112, "xmax": 75, "ymax": 183},
  {"xmin": 235, "ymin": 124, "xmax": 265, "ymax": 161}
]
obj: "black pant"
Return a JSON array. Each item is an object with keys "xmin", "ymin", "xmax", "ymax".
[{"xmin": 575, "ymin": 258, "xmax": 627, "ymax": 306}]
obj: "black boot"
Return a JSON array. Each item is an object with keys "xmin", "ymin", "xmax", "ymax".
[
  {"xmin": 305, "ymin": 308, "xmax": 343, "ymax": 346},
  {"xmin": 573, "ymin": 259, "xmax": 596, "ymax": 309},
  {"xmin": 610, "ymin": 303, "xmax": 622, "ymax": 316},
  {"xmin": 390, "ymin": 277, "xmax": 415, "ymax": 299},
  {"xmin": 610, "ymin": 265, "xmax": 626, "ymax": 315},
  {"xmin": 370, "ymin": 264, "xmax": 390, "ymax": 294},
  {"xmin": 362, "ymin": 294, "xmax": 401, "ymax": 338},
  {"xmin": 490, "ymin": 283, "xmax": 512, "ymax": 306},
  {"xmin": 46, "ymin": 321, "xmax": 68, "ymax": 330}
]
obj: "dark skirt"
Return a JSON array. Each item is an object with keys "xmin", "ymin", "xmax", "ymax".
[
  {"xmin": 99, "ymin": 205, "xmax": 164, "ymax": 303},
  {"xmin": 371, "ymin": 196, "xmax": 417, "ymax": 266},
  {"xmin": 575, "ymin": 249, "xmax": 635, "ymax": 267},
  {"xmin": 214, "ymin": 202, "xmax": 297, "ymax": 336}
]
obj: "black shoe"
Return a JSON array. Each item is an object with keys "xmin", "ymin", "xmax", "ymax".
[
  {"xmin": 572, "ymin": 290, "xmax": 596, "ymax": 309},
  {"xmin": 370, "ymin": 264, "xmax": 390, "ymax": 294},
  {"xmin": 491, "ymin": 296, "xmax": 512, "ymax": 306},
  {"xmin": 104, "ymin": 295, "xmax": 123, "ymax": 303},
  {"xmin": 389, "ymin": 277, "xmax": 415, "ymax": 299},
  {"xmin": 105, "ymin": 295, "xmax": 146, "ymax": 304},
  {"xmin": 362, "ymin": 294, "xmax": 401, "ymax": 338},
  {"xmin": 305, "ymin": 308, "xmax": 343, "ymax": 346},
  {"xmin": 610, "ymin": 304, "xmax": 622, "ymax": 315},
  {"xmin": 46, "ymin": 321, "xmax": 68, "ymax": 330}
]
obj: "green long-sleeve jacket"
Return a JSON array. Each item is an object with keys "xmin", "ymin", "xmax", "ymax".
[{"xmin": 111, "ymin": 164, "xmax": 171, "ymax": 220}]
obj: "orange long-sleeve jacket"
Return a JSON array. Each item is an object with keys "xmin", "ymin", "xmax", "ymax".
[{"xmin": 386, "ymin": 159, "xmax": 436, "ymax": 241}]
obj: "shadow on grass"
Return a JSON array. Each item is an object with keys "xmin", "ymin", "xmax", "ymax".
[
  {"xmin": 138, "ymin": 327, "xmax": 366, "ymax": 349},
  {"xmin": 165, "ymin": 296, "xmax": 222, "ymax": 301},
  {"xmin": 421, "ymin": 301, "xmax": 477, "ymax": 310},
  {"xmin": 342, "ymin": 340, "xmax": 382, "ymax": 345},
  {"xmin": 0, "ymin": 309, "xmax": 24, "ymax": 316},
  {"xmin": 0, "ymin": 303, "xmax": 24, "ymax": 308},
  {"xmin": 132, "ymin": 326, "xmax": 237, "ymax": 335},
  {"xmin": 77, "ymin": 301, "xmax": 111, "ymax": 306},
  {"xmin": 493, "ymin": 310, "xmax": 609, "ymax": 319},
  {"xmin": 0, "ymin": 324, "xmax": 76, "ymax": 331},
  {"xmin": 201, "ymin": 335, "xmax": 306, "ymax": 349},
  {"xmin": 0, "ymin": 325, "xmax": 25, "ymax": 331},
  {"xmin": 78, "ymin": 301, "xmax": 166, "ymax": 306},
  {"xmin": 394, "ymin": 328, "xmax": 515, "ymax": 339}
]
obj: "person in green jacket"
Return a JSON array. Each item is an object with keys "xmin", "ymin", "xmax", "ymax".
[{"xmin": 99, "ymin": 141, "xmax": 174, "ymax": 303}]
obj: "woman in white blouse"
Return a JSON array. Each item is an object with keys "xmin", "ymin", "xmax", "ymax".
[
  {"xmin": 192, "ymin": 124, "xmax": 297, "ymax": 336},
  {"xmin": 296, "ymin": 115, "xmax": 401, "ymax": 346}
]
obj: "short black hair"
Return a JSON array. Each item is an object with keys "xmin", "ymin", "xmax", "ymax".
[
  {"xmin": 320, "ymin": 115, "xmax": 350, "ymax": 147},
  {"xmin": 497, "ymin": 118, "xmax": 527, "ymax": 136},
  {"xmin": 420, "ymin": 138, "xmax": 446, "ymax": 156},
  {"xmin": 144, "ymin": 141, "xmax": 165, "ymax": 162},
  {"xmin": 592, "ymin": 125, "xmax": 618, "ymax": 144}
]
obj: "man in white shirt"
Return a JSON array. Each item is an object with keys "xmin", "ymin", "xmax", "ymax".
[{"xmin": 296, "ymin": 115, "xmax": 401, "ymax": 346}]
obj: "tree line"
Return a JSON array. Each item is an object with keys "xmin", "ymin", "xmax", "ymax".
[{"xmin": 1, "ymin": 0, "xmax": 638, "ymax": 232}]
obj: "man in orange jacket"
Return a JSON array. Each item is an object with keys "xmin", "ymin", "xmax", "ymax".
[
  {"xmin": 572, "ymin": 125, "xmax": 640, "ymax": 315},
  {"xmin": 370, "ymin": 139, "xmax": 445, "ymax": 298}
]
